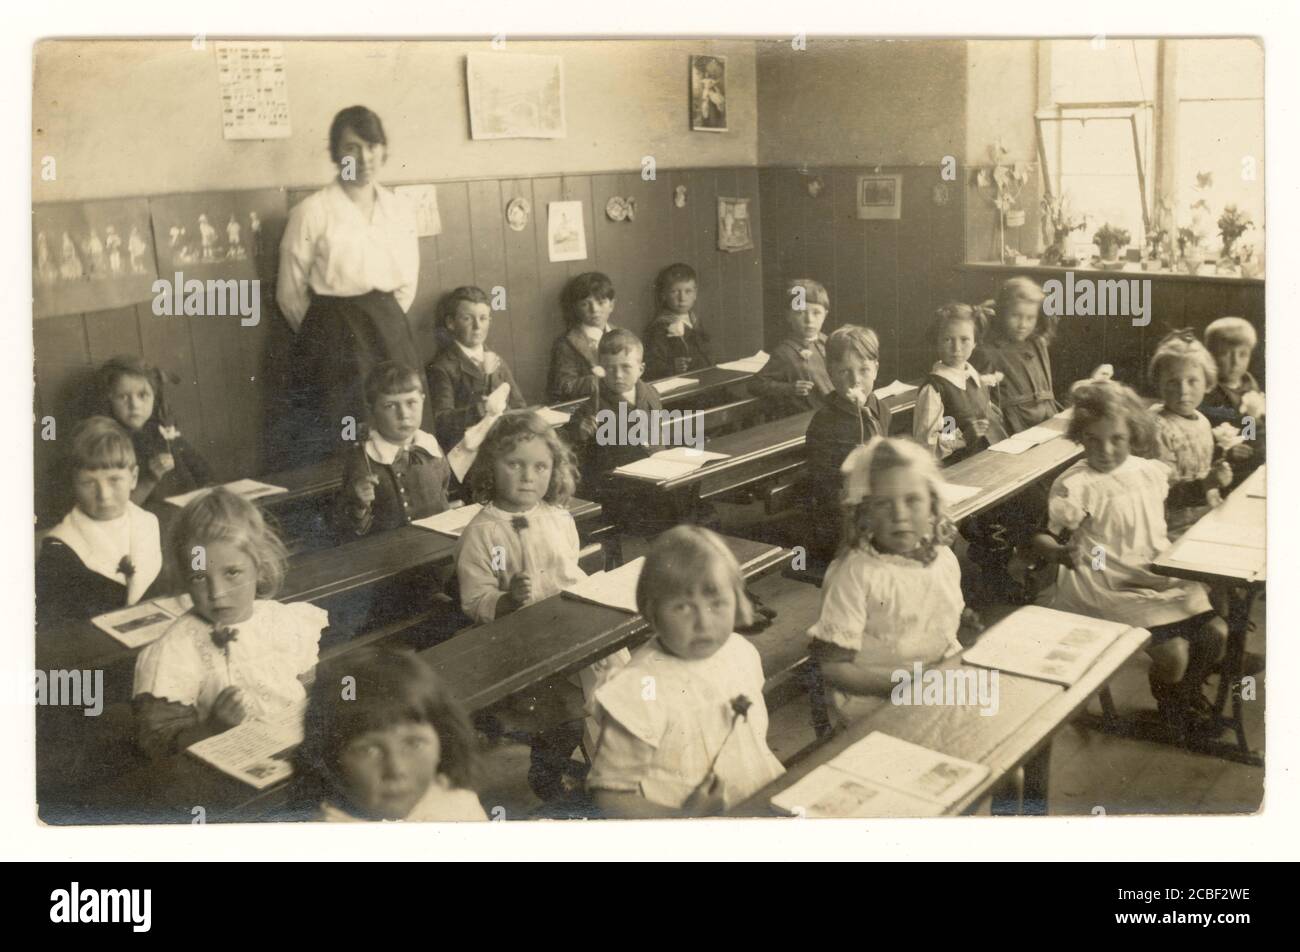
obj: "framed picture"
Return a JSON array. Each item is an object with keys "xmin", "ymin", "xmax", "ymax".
[
  {"xmin": 690, "ymin": 54, "xmax": 727, "ymax": 132},
  {"xmin": 466, "ymin": 53, "xmax": 566, "ymax": 140},
  {"xmin": 717, "ymin": 197, "xmax": 753, "ymax": 252},
  {"xmin": 547, "ymin": 201, "xmax": 587, "ymax": 262},
  {"xmin": 856, "ymin": 173, "xmax": 903, "ymax": 220}
]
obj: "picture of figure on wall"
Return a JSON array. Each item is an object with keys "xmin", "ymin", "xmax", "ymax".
[
  {"xmin": 32, "ymin": 198, "xmax": 159, "ymax": 318},
  {"xmin": 691, "ymin": 54, "xmax": 727, "ymax": 132}
]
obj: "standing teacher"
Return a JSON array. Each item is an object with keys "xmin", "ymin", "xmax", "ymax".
[{"xmin": 275, "ymin": 105, "xmax": 430, "ymax": 468}]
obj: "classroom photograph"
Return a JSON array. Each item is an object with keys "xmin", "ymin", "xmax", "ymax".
[{"xmin": 29, "ymin": 35, "xmax": 1267, "ymax": 826}]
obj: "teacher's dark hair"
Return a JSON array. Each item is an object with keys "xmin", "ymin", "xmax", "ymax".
[{"xmin": 329, "ymin": 106, "xmax": 387, "ymax": 164}]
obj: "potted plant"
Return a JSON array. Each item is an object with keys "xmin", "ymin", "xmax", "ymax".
[
  {"xmin": 1217, "ymin": 204, "xmax": 1253, "ymax": 263},
  {"xmin": 1177, "ymin": 225, "xmax": 1206, "ymax": 275},
  {"xmin": 973, "ymin": 142, "xmax": 1035, "ymax": 263},
  {"xmin": 1092, "ymin": 223, "xmax": 1131, "ymax": 265},
  {"xmin": 1238, "ymin": 242, "xmax": 1263, "ymax": 278},
  {"xmin": 1040, "ymin": 193, "xmax": 1087, "ymax": 266}
]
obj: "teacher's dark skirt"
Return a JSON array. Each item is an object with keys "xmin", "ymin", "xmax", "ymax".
[{"xmin": 274, "ymin": 290, "xmax": 432, "ymax": 470}]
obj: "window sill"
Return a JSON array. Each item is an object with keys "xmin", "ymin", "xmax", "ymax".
[{"xmin": 959, "ymin": 260, "xmax": 1264, "ymax": 286}]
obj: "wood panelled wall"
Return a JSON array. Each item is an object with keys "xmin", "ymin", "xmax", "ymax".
[
  {"xmin": 957, "ymin": 267, "xmax": 1266, "ymax": 398},
  {"xmin": 757, "ymin": 166, "xmax": 966, "ymax": 384},
  {"xmin": 33, "ymin": 167, "xmax": 764, "ymax": 521}
]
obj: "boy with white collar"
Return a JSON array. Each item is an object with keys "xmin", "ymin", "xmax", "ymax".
[{"xmin": 426, "ymin": 286, "xmax": 526, "ymax": 451}]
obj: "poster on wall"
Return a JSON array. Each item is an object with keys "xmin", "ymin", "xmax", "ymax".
[
  {"xmin": 856, "ymin": 173, "xmax": 903, "ymax": 220},
  {"xmin": 466, "ymin": 53, "xmax": 566, "ymax": 140},
  {"xmin": 394, "ymin": 184, "xmax": 443, "ymax": 238},
  {"xmin": 149, "ymin": 189, "xmax": 288, "ymax": 281},
  {"xmin": 690, "ymin": 54, "xmax": 727, "ymax": 132},
  {"xmin": 33, "ymin": 198, "xmax": 159, "ymax": 318},
  {"xmin": 717, "ymin": 197, "xmax": 753, "ymax": 253},
  {"xmin": 214, "ymin": 41, "xmax": 291, "ymax": 140},
  {"xmin": 547, "ymin": 201, "xmax": 587, "ymax": 262}
]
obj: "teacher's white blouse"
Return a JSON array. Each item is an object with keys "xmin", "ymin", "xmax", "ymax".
[{"xmin": 276, "ymin": 180, "xmax": 419, "ymax": 331}]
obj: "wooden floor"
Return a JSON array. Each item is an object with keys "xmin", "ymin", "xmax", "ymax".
[{"xmin": 475, "ymin": 498, "xmax": 1266, "ymax": 819}]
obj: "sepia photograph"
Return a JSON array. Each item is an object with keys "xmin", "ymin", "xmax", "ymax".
[{"xmin": 13, "ymin": 12, "xmax": 1290, "ymax": 868}]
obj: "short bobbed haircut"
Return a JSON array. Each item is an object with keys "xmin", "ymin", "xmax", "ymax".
[
  {"xmin": 826, "ymin": 324, "xmax": 880, "ymax": 368},
  {"xmin": 364, "ymin": 360, "xmax": 425, "ymax": 408},
  {"xmin": 1148, "ymin": 332, "xmax": 1219, "ymax": 390},
  {"xmin": 1066, "ymin": 380, "xmax": 1158, "ymax": 458},
  {"xmin": 67, "ymin": 416, "xmax": 137, "ymax": 475},
  {"xmin": 292, "ymin": 648, "xmax": 478, "ymax": 816},
  {"xmin": 168, "ymin": 488, "xmax": 288, "ymax": 599},
  {"xmin": 562, "ymin": 272, "xmax": 616, "ymax": 320},
  {"xmin": 329, "ymin": 106, "xmax": 387, "ymax": 164},
  {"xmin": 469, "ymin": 411, "xmax": 578, "ymax": 506},
  {"xmin": 635, "ymin": 525, "xmax": 754, "ymax": 632},
  {"xmin": 1204, "ymin": 316, "xmax": 1258, "ymax": 355},
  {"xmin": 96, "ymin": 354, "xmax": 171, "ymax": 425}
]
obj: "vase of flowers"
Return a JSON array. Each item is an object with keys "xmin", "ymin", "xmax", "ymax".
[
  {"xmin": 1040, "ymin": 193, "xmax": 1086, "ymax": 266},
  {"xmin": 1092, "ymin": 223, "xmax": 1130, "ymax": 265},
  {"xmin": 1217, "ymin": 204, "xmax": 1253, "ymax": 264},
  {"xmin": 973, "ymin": 142, "xmax": 1035, "ymax": 263},
  {"xmin": 1177, "ymin": 226, "xmax": 1205, "ymax": 275}
]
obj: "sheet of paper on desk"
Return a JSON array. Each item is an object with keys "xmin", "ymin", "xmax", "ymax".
[
  {"xmin": 771, "ymin": 732, "xmax": 988, "ymax": 817},
  {"xmin": 651, "ymin": 447, "xmax": 729, "ymax": 464},
  {"xmin": 872, "ymin": 379, "xmax": 915, "ymax": 401},
  {"xmin": 962, "ymin": 605, "xmax": 1130, "ymax": 686},
  {"xmin": 937, "ymin": 482, "xmax": 981, "ymax": 507},
  {"xmin": 1185, "ymin": 516, "xmax": 1265, "ymax": 549},
  {"xmin": 613, "ymin": 456, "xmax": 703, "ymax": 482},
  {"xmin": 988, "ymin": 436, "xmax": 1034, "ymax": 455},
  {"xmin": 166, "ymin": 479, "xmax": 287, "ymax": 508},
  {"xmin": 1013, "ymin": 425, "xmax": 1063, "ymax": 445},
  {"xmin": 563, "ymin": 557, "xmax": 645, "ymax": 613},
  {"xmin": 187, "ymin": 701, "xmax": 306, "ymax": 790},
  {"xmin": 716, "ymin": 351, "xmax": 769, "ymax": 373},
  {"xmin": 92, "ymin": 594, "xmax": 194, "ymax": 648},
  {"xmin": 1164, "ymin": 539, "xmax": 1266, "ymax": 580},
  {"xmin": 412, "ymin": 503, "xmax": 483, "ymax": 538},
  {"xmin": 535, "ymin": 406, "xmax": 572, "ymax": 427},
  {"xmin": 651, "ymin": 377, "xmax": 699, "ymax": 395}
]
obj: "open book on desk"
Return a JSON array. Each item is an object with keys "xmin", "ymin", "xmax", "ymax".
[
  {"xmin": 166, "ymin": 478, "xmax": 287, "ymax": 508},
  {"xmin": 961, "ymin": 605, "xmax": 1131, "ymax": 686},
  {"xmin": 772, "ymin": 732, "xmax": 989, "ymax": 818},
  {"xmin": 535, "ymin": 406, "xmax": 572, "ymax": 427},
  {"xmin": 91, "ymin": 594, "xmax": 193, "ymax": 649},
  {"xmin": 716, "ymin": 351, "xmax": 769, "ymax": 374},
  {"xmin": 989, "ymin": 425, "xmax": 1064, "ymax": 455},
  {"xmin": 563, "ymin": 557, "xmax": 645, "ymax": 614},
  {"xmin": 872, "ymin": 379, "xmax": 915, "ymax": 401},
  {"xmin": 187, "ymin": 701, "xmax": 306, "ymax": 791},
  {"xmin": 614, "ymin": 447, "xmax": 729, "ymax": 483},
  {"xmin": 651, "ymin": 377, "xmax": 699, "ymax": 395}
]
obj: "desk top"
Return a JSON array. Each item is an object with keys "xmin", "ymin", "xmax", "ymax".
[
  {"xmin": 943, "ymin": 415, "xmax": 1082, "ymax": 522},
  {"xmin": 1152, "ymin": 466, "xmax": 1266, "ymax": 587},
  {"xmin": 551, "ymin": 365, "xmax": 755, "ymax": 415},
  {"xmin": 36, "ymin": 498, "xmax": 600, "ymax": 674},
  {"xmin": 734, "ymin": 623, "xmax": 1150, "ymax": 817}
]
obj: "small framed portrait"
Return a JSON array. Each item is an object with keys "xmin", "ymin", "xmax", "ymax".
[
  {"xmin": 856, "ymin": 173, "xmax": 903, "ymax": 220},
  {"xmin": 690, "ymin": 55, "xmax": 727, "ymax": 133}
]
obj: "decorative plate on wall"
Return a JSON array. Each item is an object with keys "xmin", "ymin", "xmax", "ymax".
[{"xmin": 505, "ymin": 197, "xmax": 530, "ymax": 232}]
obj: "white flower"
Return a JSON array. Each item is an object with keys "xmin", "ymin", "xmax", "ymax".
[
  {"xmin": 592, "ymin": 366, "xmax": 606, "ymax": 379},
  {"xmin": 1211, "ymin": 422, "xmax": 1244, "ymax": 451},
  {"xmin": 1239, "ymin": 390, "xmax": 1266, "ymax": 419},
  {"xmin": 798, "ymin": 349, "xmax": 813, "ymax": 362},
  {"xmin": 483, "ymin": 352, "xmax": 501, "ymax": 375},
  {"xmin": 159, "ymin": 424, "xmax": 181, "ymax": 441},
  {"xmin": 980, "ymin": 372, "xmax": 1004, "ymax": 388},
  {"xmin": 846, "ymin": 386, "xmax": 867, "ymax": 407}
]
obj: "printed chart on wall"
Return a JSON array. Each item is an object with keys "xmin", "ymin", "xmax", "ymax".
[
  {"xmin": 214, "ymin": 41, "xmax": 291, "ymax": 140},
  {"xmin": 33, "ymin": 199, "xmax": 159, "ymax": 318}
]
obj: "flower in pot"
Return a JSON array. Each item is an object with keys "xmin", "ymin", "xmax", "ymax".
[
  {"xmin": 1040, "ymin": 193, "xmax": 1087, "ymax": 266},
  {"xmin": 1092, "ymin": 223, "xmax": 1131, "ymax": 264},
  {"xmin": 1177, "ymin": 226, "xmax": 1206, "ymax": 275},
  {"xmin": 974, "ymin": 143, "xmax": 1035, "ymax": 263},
  {"xmin": 1217, "ymin": 204, "xmax": 1253, "ymax": 263}
]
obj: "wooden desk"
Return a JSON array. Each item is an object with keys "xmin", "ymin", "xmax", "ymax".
[
  {"xmin": 551, "ymin": 365, "xmax": 756, "ymax": 416},
  {"xmin": 1152, "ymin": 466, "xmax": 1266, "ymax": 764},
  {"xmin": 35, "ymin": 498, "xmax": 600, "ymax": 677},
  {"xmin": 74, "ymin": 534, "xmax": 789, "ymax": 824},
  {"xmin": 734, "ymin": 622, "xmax": 1151, "ymax": 817},
  {"xmin": 942, "ymin": 415, "xmax": 1082, "ymax": 523}
]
